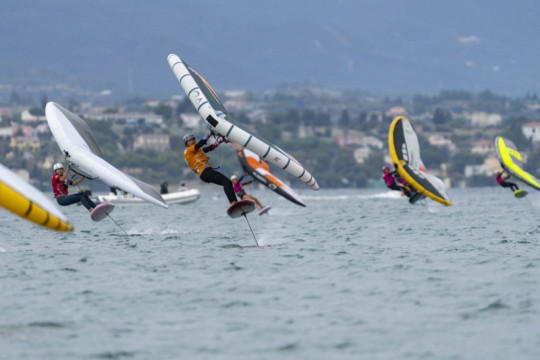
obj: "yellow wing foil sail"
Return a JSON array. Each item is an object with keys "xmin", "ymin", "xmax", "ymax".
[
  {"xmin": 388, "ymin": 116, "xmax": 452, "ymax": 206},
  {"xmin": 0, "ymin": 164, "xmax": 73, "ymax": 231},
  {"xmin": 495, "ymin": 136, "xmax": 540, "ymax": 190}
]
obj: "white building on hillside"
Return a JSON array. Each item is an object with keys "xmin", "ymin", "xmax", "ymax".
[
  {"xmin": 464, "ymin": 157, "xmax": 500, "ymax": 177},
  {"xmin": 465, "ymin": 112, "xmax": 502, "ymax": 127},
  {"xmin": 471, "ymin": 139, "xmax": 494, "ymax": 155},
  {"xmin": 522, "ymin": 122, "xmax": 540, "ymax": 142},
  {"xmin": 21, "ymin": 109, "xmax": 46, "ymax": 122},
  {"xmin": 428, "ymin": 134, "xmax": 456, "ymax": 155},
  {"xmin": 133, "ymin": 134, "xmax": 170, "ymax": 151},
  {"xmin": 180, "ymin": 113, "xmax": 203, "ymax": 129}
]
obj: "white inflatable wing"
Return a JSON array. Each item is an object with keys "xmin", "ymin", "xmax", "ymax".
[
  {"xmin": 45, "ymin": 102, "xmax": 167, "ymax": 209},
  {"xmin": 168, "ymin": 54, "xmax": 319, "ymax": 191},
  {"xmin": 0, "ymin": 163, "xmax": 73, "ymax": 231}
]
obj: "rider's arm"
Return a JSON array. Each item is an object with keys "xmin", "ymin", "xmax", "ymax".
[
  {"xmin": 203, "ymin": 136, "xmax": 223, "ymax": 153},
  {"xmin": 194, "ymin": 135, "xmax": 210, "ymax": 151},
  {"xmin": 59, "ymin": 165, "xmax": 70, "ymax": 182},
  {"xmin": 71, "ymin": 175, "xmax": 86, "ymax": 186}
]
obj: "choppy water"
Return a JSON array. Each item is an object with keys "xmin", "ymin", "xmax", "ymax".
[{"xmin": 1, "ymin": 188, "xmax": 540, "ymax": 360}]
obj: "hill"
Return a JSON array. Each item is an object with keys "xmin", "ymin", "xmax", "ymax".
[{"xmin": 1, "ymin": 0, "xmax": 540, "ymax": 99}]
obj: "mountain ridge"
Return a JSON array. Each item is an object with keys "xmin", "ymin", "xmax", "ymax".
[{"xmin": 1, "ymin": 0, "xmax": 539, "ymax": 99}]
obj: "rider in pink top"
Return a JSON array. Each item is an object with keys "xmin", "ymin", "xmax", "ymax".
[
  {"xmin": 382, "ymin": 165, "xmax": 412, "ymax": 197},
  {"xmin": 495, "ymin": 170, "xmax": 519, "ymax": 192},
  {"xmin": 231, "ymin": 174, "xmax": 265, "ymax": 210}
]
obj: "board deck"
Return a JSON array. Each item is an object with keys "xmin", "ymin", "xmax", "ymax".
[
  {"xmin": 258, "ymin": 205, "xmax": 272, "ymax": 215},
  {"xmin": 514, "ymin": 189, "xmax": 528, "ymax": 198},
  {"xmin": 91, "ymin": 202, "xmax": 115, "ymax": 222},
  {"xmin": 227, "ymin": 199, "xmax": 256, "ymax": 218}
]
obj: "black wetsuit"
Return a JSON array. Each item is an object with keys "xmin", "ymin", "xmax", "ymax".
[
  {"xmin": 386, "ymin": 171, "xmax": 412, "ymax": 198},
  {"xmin": 500, "ymin": 180, "xmax": 519, "ymax": 192},
  {"xmin": 497, "ymin": 173, "xmax": 519, "ymax": 192},
  {"xmin": 195, "ymin": 138, "xmax": 237, "ymax": 203},
  {"xmin": 57, "ymin": 192, "xmax": 96, "ymax": 211}
]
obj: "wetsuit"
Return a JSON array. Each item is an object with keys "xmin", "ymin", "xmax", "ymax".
[
  {"xmin": 383, "ymin": 171, "xmax": 412, "ymax": 197},
  {"xmin": 496, "ymin": 172, "xmax": 519, "ymax": 192},
  {"xmin": 184, "ymin": 136, "xmax": 237, "ymax": 203},
  {"xmin": 52, "ymin": 174, "xmax": 96, "ymax": 210}
]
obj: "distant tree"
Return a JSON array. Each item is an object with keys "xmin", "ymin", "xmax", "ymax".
[
  {"xmin": 314, "ymin": 111, "xmax": 331, "ymax": 126},
  {"xmin": 176, "ymin": 97, "xmax": 194, "ymax": 114},
  {"xmin": 338, "ymin": 110, "xmax": 351, "ymax": 129},
  {"xmin": 378, "ymin": 115, "xmax": 394, "ymax": 133},
  {"xmin": 243, "ymin": 91, "xmax": 256, "ymax": 102},
  {"xmin": 267, "ymin": 111, "xmax": 286, "ymax": 125},
  {"xmin": 67, "ymin": 98, "xmax": 80, "ymax": 111},
  {"xmin": 413, "ymin": 94, "xmax": 435, "ymax": 106},
  {"xmin": 501, "ymin": 116, "xmax": 530, "ymax": 150},
  {"xmin": 432, "ymin": 108, "xmax": 453, "ymax": 125},
  {"xmin": 278, "ymin": 137, "xmax": 369, "ymax": 188},
  {"xmin": 104, "ymin": 107, "xmax": 119, "ymax": 114},
  {"xmin": 120, "ymin": 138, "xmax": 131, "ymax": 151},
  {"xmin": 170, "ymin": 135, "xmax": 183, "ymax": 151},
  {"xmin": 236, "ymin": 112, "xmax": 251, "ymax": 124},
  {"xmin": 449, "ymin": 147, "xmax": 484, "ymax": 174},
  {"xmin": 10, "ymin": 91, "xmax": 20, "ymax": 104},
  {"xmin": 448, "ymin": 116, "xmax": 467, "ymax": 129},
  {"xmin": 283, "ymin": 109, "xmax": 300, "ymax": 133},
  {"xmin": 150, "ymin": 103, "xmax": 173, "ymax": 123},
  {"xmin": 417, "ymin": 134, "xmax": 451, "ymax": 168},
  {"xmin": 254, "ymin": 121, "xmax": 281, "ymax": 141},
  {"xmin": 523, "ymin": 148, "xmax": 540, "ymax": 177},
  {"xmin": 467, "ymin": 175, "xmax": 493, "ymax": 187},
  {"xmin": 477, "ymin": 90, "xmax": 500, "ymax": 101},
  {"xmin": 86, "ymin": 119, "xmax": 118, "ymax": 151},
  {"xmin": 29, "ymin": 106, "xmax": 45, "ymax": 116},
  {"xmin": 301, "ymin": 109, "xmax": 315, "ymax": 126},
  {"xmin": 412, "ymin": 95, "xmax": 429, "ymax": 114},
  {"xmin": 362, "ymin": 149, "xmax": 385, "ymax": 174},
  {"xmin": 367, "ymin": 113, "xmax": 379, "ymax": 130},
  {"xmin": 40, "ymin": 94, "xmax": 48, "ymax": 111},
  {"xmin": 438, "ymin": 90, "xmax": 473, "ymax": 101},
  {"xmin": 353, "ymin": 111, "xmax": 367, "ymax": 131},
  {"xmin": 286, "ymin": 109, "xmax": 300, "ymax": 124},
  {"xmin": 271, "ymin": 91, "xmax": 289, "ymax": 102}
]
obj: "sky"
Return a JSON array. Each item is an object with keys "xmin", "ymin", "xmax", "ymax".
[{"xmin": 1, "ymin": 0, "xmax": 539, "ymax": 99}]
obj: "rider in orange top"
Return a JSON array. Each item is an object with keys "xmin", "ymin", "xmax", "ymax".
[{"xmin": 183, "ymin": 133, "xmax": 237, "ymax": 205}]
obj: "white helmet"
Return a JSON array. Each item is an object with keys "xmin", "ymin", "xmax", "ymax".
[
  {"xmin": 230, "ymin": 175, "xmax": 238, "ymax": 181},
  {"xmin": 53, "ymin": 163, "xmax": 64, "ymax": 170}
]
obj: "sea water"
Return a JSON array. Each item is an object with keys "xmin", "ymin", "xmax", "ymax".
[{"xmin": 1, "ymin": 188, "xmax": 539, "ymax": 360}]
